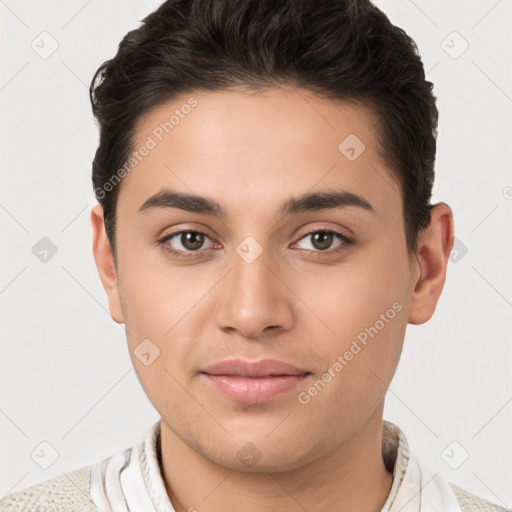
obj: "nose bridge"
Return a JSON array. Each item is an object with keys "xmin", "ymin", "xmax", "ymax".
[
  {"xmin": 231, "ymin": 240, "xmax": 279, "ymax": 314},
  {"xmin": 214, "ymin": 237, "xmax": 294, "ymax": 337},
  {"xmin": 234, "ymin": 243, "xmax": 273, "ymax": 299}
]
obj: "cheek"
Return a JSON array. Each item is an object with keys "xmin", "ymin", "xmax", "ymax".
[
  {"xmin": 291, "ymin": 240, "xmax": 409, "ymax": 401},
  {"xmin": 117, "ymin": 255, "xmax": 219, "ymax": 385},
  {"xmin": 118, "ymin": 267, "xmax": 203, "ymax": 415},
  {"xmin": 117, "ymin": 244, "xmax": 211, "ymax": 335},
  {"xmin": 294, "ymin": 297, "xmax": 407, "ymax": 439},
  {"xmin": 296, "ymin": 248, "xmax": 409, "ymax": 349}
]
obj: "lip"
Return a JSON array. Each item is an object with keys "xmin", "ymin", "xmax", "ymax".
[
  {"xmin": 202, "ymin": 358, "xmax": 309, "ymax": 377},
  {"xmin": 200, "ymin": 358, "xmax": 311, "ymax": 404}
]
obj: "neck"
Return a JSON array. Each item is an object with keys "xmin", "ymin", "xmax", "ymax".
[{"xmin": 159, "ymin": 403, "xmax": 394, "ymax": 512}]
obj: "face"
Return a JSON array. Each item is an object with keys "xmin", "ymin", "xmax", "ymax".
[{"xmin": 100, "ymin": 87, "xmax": 420, "ymax": 471}]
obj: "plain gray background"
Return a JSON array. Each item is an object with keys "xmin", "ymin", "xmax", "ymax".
[{"xmin": 1, "ymin": 0, "xmax": 511, "ymax": 507}]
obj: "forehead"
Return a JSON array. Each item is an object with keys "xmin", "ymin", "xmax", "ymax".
[{"xmin": 119, "ymin": 87, "xmax": 401, "ymax": 220}]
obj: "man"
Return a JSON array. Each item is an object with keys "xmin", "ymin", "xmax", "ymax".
[{"xmin": 1, "ymin": 0, "xmax": 507, "ymax": 511}]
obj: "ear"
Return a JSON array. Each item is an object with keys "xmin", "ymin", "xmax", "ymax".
[
  {"xmin": 408, "ymin": 202, "xmax": 454, "ymax": 325},
  {"xmin": 91, "ymin": 203, "xmax": 125, "ymax": 324}
]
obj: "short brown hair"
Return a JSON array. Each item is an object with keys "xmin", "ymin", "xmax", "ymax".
[{"xmin": 90, "ymin": 0, "xmax": 438, "ymax": 259}]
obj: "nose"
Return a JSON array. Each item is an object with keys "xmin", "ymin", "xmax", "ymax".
[{"xmin": 214, "ymin": 245, "xmax": 294, "ymax": 340}]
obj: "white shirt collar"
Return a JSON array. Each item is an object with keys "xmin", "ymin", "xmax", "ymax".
[
  {"xmin": 89, "ymin": 419, "xmax": 461, "ymax": 512},
  {"xmin": 380, "ymin": 421, "xmax": 461, "ymax": 512}
]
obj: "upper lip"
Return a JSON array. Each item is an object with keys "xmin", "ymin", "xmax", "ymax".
[{"xmin": 201, "ymin": 358, "xmax": 310, "ymax": 377}]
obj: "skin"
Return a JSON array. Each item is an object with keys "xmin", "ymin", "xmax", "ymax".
[{"xmin": 91, "ymin": 87, "xmax": 454, "ymax": 512}]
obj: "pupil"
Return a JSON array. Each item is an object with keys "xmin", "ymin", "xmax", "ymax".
[
  {"xmin": 312, "ymin": 232, "xmax": 332, "ymax": 250},
  {"xmin": 182, "ymin": 232, "xmax": 204, "ymax": 250}
]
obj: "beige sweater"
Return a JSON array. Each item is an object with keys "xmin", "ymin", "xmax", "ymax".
[{"xmin": 0, "ymin": 420, "xmax": 509, "ymax": 512}]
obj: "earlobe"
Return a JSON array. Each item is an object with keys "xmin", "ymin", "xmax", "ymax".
[
  {"xmin": 407, "ymin": 203, "xmax": 454, "ymax": 325},
  {"xmin": 90, "ymin": 203, "xmax": 125, "ymax": 324}
]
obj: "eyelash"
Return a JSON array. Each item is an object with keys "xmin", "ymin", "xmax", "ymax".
[{"xmin": 157, "ymin": 229, "xmax": 353, "ymax": 260}]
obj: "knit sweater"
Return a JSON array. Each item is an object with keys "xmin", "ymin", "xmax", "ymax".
[{"xmin": 0, "ymin": 420, "xmax": 508, "ymax": 511}]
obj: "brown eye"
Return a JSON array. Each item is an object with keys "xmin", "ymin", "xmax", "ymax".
[
  {"xmin": 160, "ymin": 230, "xmax": 214, "ymax": 256},
  {"xmin": 310, "ymin": 231, "xmax": 334, "ymax": 250},
  {"xmin": 180, "ymin": 231, "xmax": 205, "ymax": 251},
  {"xmin": 294, "ymin": 230, "xmax": 351, "ymax": 253}
]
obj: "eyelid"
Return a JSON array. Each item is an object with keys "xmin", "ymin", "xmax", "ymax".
[
  {"xmin": 158, "ymin": 222, "xmax": 215, "ymax": 238},
  {"xmin": 293, "ymin": 225, "xmax": 353, "ymax": 243}
]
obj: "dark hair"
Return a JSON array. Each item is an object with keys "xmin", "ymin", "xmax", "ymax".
[{"xmin": 90, "ymin": 0, "xmax": 438, "ymax": 261}]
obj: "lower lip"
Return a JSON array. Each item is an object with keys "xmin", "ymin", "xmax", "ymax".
[{"xmin": 201, "ymin": 374, "xmax": 309, "ymax": 403}]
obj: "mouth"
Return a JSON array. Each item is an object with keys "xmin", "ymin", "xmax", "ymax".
[{"xmin": 200, "ymin": 358, "xmax": 312, "ymax": 404}]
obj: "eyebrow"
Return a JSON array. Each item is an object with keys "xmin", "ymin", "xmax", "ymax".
[{"xmin": 137, "ymin": 188, "xmax": 375, "ymax": 217}]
